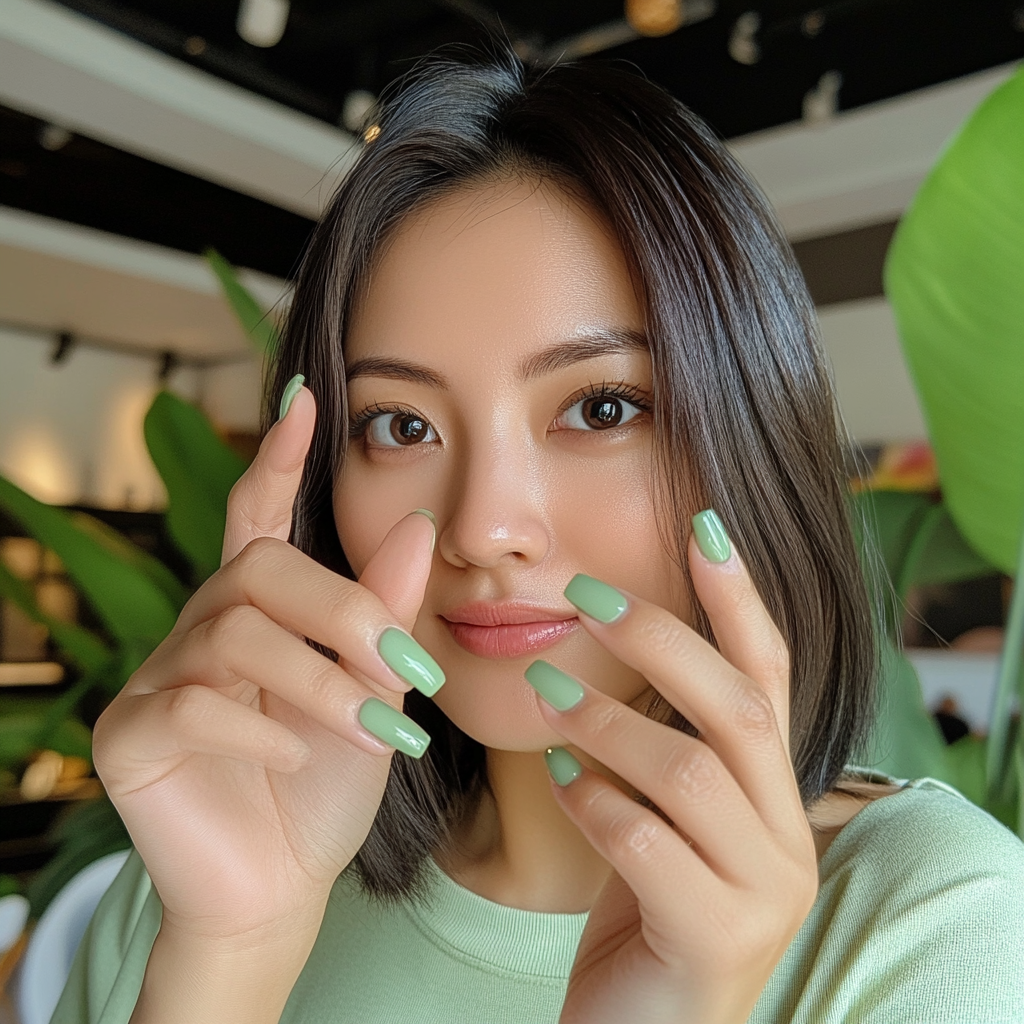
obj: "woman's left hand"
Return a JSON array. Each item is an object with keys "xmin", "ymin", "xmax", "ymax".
[{"xmin": 529, "ymin": 514, "xmax": 819, "ymax": 1024}]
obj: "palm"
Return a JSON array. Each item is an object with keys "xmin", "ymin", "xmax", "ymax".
[
  {"xmin": 109, "ymin": 675, "xmax": 396, "ymax": 938},
  {"xmin": 561, "ymin": 872, "xmax": 665, "ymax": 1024}
]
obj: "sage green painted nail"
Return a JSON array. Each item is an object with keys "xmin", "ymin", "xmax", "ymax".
[
  {"xmin": 692, "ymin": 508, "xmax": 732, "ymax": 563},
  {"xmin": 413, "ymin": 509, "xmax": 437, "ymax": 553},
  {"xmin": 545, "ymin": 747, "xmax": 582, "ymax": 786},
  {"xmin": 378, "ymin": 627, "xmax": 445, "ymax": 697},
  {"xmin": 564, "ymin": 574, "xmax": 628, "ymax": 623},
  {"xmin": 278, "ymin": 373, "xmax": 305, "ymax": 421},
  {"xmin": 358, "ymin": 698, "xmax": 430, "ymax": 758},
  {"xmin": 524, "ymin": 660, "xmax": 584, "ymax": 711}
]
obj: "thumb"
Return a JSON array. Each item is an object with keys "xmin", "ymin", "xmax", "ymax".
[
  {"xmin": 221, "ymin": 379, "xmax": 314, "ymax": 566},
  {"xmin": 358, "ymin": 509, "xmax": 436, "ymax": 632}
]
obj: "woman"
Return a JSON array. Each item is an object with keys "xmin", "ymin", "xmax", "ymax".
[{"xmin": 53, "ymin": 48, "xmax": 1024, "ymax": 1024}]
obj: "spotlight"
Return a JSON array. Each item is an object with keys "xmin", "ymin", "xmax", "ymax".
[
  {"xmin": 38, "ymin": 124, "xmax": 72, "ymax": 152},
  {"xmin": 625, "ymin": 0, "xmax": 683, "ymax": 36},
  {"xmin": 803, "ymin": 70, "xmax": 843, "ymax": 125},
  {"xmin": 729, "ymin": 11, "xmax": 760, "ymax": 65},
  {"xmin": 236, "ymin": 0, "xmax": 290, "ymax": 47},
  {"xmin": 342, "ymin": 90, "xmax": 378, "ymax": 133}
]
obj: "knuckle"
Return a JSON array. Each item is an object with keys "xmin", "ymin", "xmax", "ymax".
[
  {"xmin": 166, "ymin": 684, "xmax": 213, "ymax": 731},
  {"xmin": 206, "ymin": 603, "xmax": 261, "ymax": 649},
  {"xmin": 634, "ymin": 610, "xmax": 689, "ymax": 660},
  {"xmin": 659, "ymin": 740, "xmax": 719, "ymax": 799},
  {"xmin": 730, "ymin": 683, "xmax": 777, "ymax": 738},
  {"xmin": 604, "ymin": 808, "xmax": 663, "ymax": 864},
  {"xmin": 583, "ymin": 699, "xmax": 629, "ymax": 740}
]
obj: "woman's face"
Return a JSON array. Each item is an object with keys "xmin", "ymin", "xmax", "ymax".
[{"xmin": 335, "ymin": 178, "xmax": 689, "ymax": 750}]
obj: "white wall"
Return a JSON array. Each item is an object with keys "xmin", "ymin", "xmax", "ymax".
[
  {"xmin": 817, "ymin": 296, "xmax": 927, "ymax": 446},
  {"xmin": 0, "ymin": 325, "xmax": 200, "ymax": 508}
]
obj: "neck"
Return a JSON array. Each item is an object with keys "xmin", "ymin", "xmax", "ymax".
[{"xmin": 437, "ymin": 746, "xmax": 613, "ymax": 913}]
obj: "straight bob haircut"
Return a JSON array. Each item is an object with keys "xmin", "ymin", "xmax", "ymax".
[{"xmin": 267, "ymin": 45, "xmax": 881, "ymax": 903}]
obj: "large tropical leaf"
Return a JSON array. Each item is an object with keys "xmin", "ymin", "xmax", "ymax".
[
  {"xmin": 884, "ymin": 67, "xmax": 1024, "ymax": 574},
  {"xmin": 204, "ymin": 248, "xmax": 279, "ymax": 356},
  {"xmin": 860, "ymin": 645, "xmax": 950, "ymax": 783},
  {"xmin": 0, "ymin": 474, "xmax": 179, "ymax": 658},
  {"xmin": 143, "ymin": 390, "xmax": 248, "ymax": 581}
]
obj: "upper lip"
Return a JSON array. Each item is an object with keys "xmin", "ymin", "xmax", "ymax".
[{"xmin": 441, "ymin": 601, "xmax": 579, "ymax": 626}]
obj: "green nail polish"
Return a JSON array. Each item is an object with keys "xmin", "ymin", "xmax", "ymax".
[
  {"xmin": 545, "ymin": 747, "xmax": 582, "ymax": 786},
  {"xmin": 358, "ymin": 698, "xmax": 430, "ymax": 758},
  {"xmin": 524, "ymin": 660, "xmax": 584, "ymax": 711},
  {"xmin": 564, "ymin": 574, "xmax": 628, "ymax": 623},
  {"xmin": 413, "ymin": 509, "xmax": 437, "ymax": 553},
  {"xmin": 378, "ymin": 627, "xmax": 445, "ymax": 697},
  {"xmin": 278, "ymin": 373, "xmax": 305, "ymax": 421},
  {"xmin": 692, "ymin": 509, "xmax": 732, "ymax": 563}
]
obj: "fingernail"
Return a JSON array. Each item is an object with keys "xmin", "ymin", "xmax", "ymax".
[
  {"xmin": 692, "ymin": 509, "xmax": 732, "ymax": 563},
  {"xmin": 413, "ymin": 509, "xmax": 437, "ymax": 553},
  {"xmin": 564, "ymin": 574, "xmax": 628, "ymax": 624},
  {"xmin": 378, "ymin": 627, "xmax": 445, "ymax": 697},
  {"xmin": 545, "ymin": 747, "xmax": 582, "ymax": 786},
  {"xmin": 278, "ymin": 373, "xmax": 305, "ymax": 421},
  {"xmin": 358, "ymin": 698, "xmax": 430, "ymax": 758},
  {"xmin": 525, "ymin": 660, "xmax": 584, "ymax": 711}
]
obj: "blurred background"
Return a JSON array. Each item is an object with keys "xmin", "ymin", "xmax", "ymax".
[{"xmin": 1, "ymin": 2, "xmax": 1023, "ymax": 1019}]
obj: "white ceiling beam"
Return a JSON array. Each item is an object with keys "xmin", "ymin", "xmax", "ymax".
[
  {"xmin": 729, "ymin": 62, "xmax": 1020, "ymax": 240},
  {"xmin": 0, "ymin": 0, "xmax": 359, "ymax": 219}
]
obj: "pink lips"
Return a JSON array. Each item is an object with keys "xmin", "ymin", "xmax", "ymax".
[{"xmin": 441, "ymin": 602, "xmax": 580, "ymax": 659}]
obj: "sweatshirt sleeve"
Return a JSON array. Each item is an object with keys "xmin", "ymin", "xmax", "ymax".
[
  {"xmin": 49, "ymin": 848, "xmax": 162, "ymax": 1024},
  {"xmin": 761, "ymin": 783, "xmax": 1024, "ymax": 1024}
]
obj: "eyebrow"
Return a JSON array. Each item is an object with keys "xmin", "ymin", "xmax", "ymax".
[{"xmin": 345, "ymin": 328, "xmax": 649, "ymax": 389}]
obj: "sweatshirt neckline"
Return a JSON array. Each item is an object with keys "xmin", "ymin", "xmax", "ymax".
[{"xmin": 402, "ymin": 856, "xmax": 588, "ymax": 979}]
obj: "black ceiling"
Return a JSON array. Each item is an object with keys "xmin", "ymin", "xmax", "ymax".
[
  {"xmin": 52, "ymin": 0, "xmax": 1024, "ymax": 137},
  {"xmin": 1, "ymin": 0, "xmax": 1021, "ymax": 284}
]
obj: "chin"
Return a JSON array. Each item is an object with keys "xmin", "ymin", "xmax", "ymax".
[{"xmin": 430, "ymin": 673, "xmax": 568, "ymax": 751}]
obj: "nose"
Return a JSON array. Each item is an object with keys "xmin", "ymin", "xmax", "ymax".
[{"xmin": 437, "ymin": 430, "xmax": 551, "ymax": 570}]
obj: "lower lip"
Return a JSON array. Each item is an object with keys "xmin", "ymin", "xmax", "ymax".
[{"xmin": 443, "ymin": 618, "xmax": 579, "ymax": 659}]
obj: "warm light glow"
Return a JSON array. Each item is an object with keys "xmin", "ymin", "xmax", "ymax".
[
  {"xmin": 625, "ymin": 0, "xmax": 683, "ymax": 36},
  {"xmin": 236, "ymin": 0, "xmax": 290, "ymax": 47},
  {"xmin": 0, "ymin": 662, "xmax": 64, "ymax": 686},
  {"xmin": 363, "ymin": 124, "xmax": 381, "ymax": 143},
  {"xmin": 5, "ymin": 425, "xmax": 80, "ymax": 504}
]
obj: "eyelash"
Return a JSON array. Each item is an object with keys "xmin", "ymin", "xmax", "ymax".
[{"xmin": 347, "ymin": 382, "xmax": 652, "ymax": 445}]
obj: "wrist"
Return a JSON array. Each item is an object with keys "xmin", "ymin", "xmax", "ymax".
[{"xmin": 130, "ymin": 906, "xmax": 327, "ymax": 1024}]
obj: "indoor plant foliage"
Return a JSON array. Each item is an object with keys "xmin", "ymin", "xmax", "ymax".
[{"xmin": 884, "ymin": 65, "xmax": 1024, "ymax": 828}]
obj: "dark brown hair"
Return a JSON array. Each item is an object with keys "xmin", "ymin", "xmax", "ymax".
[{"xmin": 268, "ymin": 45, "xmax": 880, "ymax": 902}]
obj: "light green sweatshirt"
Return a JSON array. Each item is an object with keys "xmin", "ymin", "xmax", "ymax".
[{"xmin": 51, "ymin": 769, "xmax": 1024, "ymax": 1023}]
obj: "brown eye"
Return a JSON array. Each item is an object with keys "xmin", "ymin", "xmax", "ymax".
[
  {"xmin": 366, "ymin": 412, "xmax": 437, "ymax": 447},
  {"xmin": 584, "ymin": 397, "xmax": 623, "ymax": 428},
  {"xmin": 558, "ymin": 393, "xmax": 644, "ymax": 431}
]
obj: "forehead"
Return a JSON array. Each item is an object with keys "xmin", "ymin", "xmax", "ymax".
[{"xmin": 345, "ymin": 178, "xmax": 643, "ymax": 364}]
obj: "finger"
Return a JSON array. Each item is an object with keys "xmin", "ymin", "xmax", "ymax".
[
  {"xmin": 530, "ymin": 673, "xmax": 770, "ymax": 885},
  {"xmin": 687, "ymin": 509, "xmax": 791, "ymax": 752},
  {"xmin": 106, "ymin": 686, "xmax": 313, "ymax": 780},
  {"xmin": 221, "ymin": 382, "xmax": 315, "ymax": 566},
  {"xmin": 178, "ymin": 535, "xmax": 445, "ymax": 698},
  {"xmin": 142, "ymin": 604, "xmax": 425, "ymax": 756},
  {"xmin": 357, "ymin": 509, "xmax": 435, "ymax": 631},
  {"xmin": 561, "ymin": 574, "xmax": 801, "ymax": 842},
  {"xmin": 545, "ymin": 761, "xmax": 717, "ymax": 950}
]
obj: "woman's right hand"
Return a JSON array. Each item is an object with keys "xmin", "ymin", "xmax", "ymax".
[{"xmin": 92, "ymin": 384, "xmax": 439, "ymax": 947}]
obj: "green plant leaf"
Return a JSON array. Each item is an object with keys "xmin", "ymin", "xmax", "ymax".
[
  {"xmin": 0, "ymin": 558, "xmax": 113, "ymax": 675},
  {"xmin": 0, "ymin": 474, "xmax": 180, "ymax": 657},
  {"xmin": 885, "ymin": 67, "xmax": 1024, "ymax": 575},
  {"xmin": 0, "ymin": 713, "xmax": 92, "ymax": 771},
  {"xmin": 143, "ymin": 390, "xmax": 248, "ymax": 581},
  {"xmin": 204, "ymin": 247, "xmax": 278, "ymax": 355},
  {"xmin": 861, "ymin": 645, "xmax": 950, "ymax": 782},
  {"xmin": 900, "ymin": 503, "xmax": 996, "ymax": 590},
  {"xmin": 69, "ymin": 511, "xmax": 190, "ymax": 613}
]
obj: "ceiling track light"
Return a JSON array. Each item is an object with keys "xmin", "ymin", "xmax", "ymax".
[
  {"xmin": 625, "ymin": 0, "xmax": 716, "ymax": 37},
  {"xmin": 236, "ymin": 0, "xmax": 290, "ymax": 48}
]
